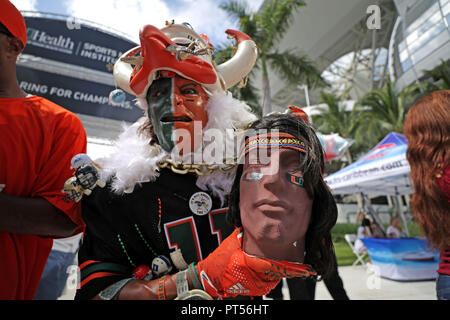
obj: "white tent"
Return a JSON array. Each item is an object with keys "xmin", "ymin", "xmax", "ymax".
[
  {"xmin": 325, "ymin": 132, "xmax": 413, "ymax": 235},
  {"xmin": 325, "ymin": 132, "xmax": 413, "ymax": 196}
]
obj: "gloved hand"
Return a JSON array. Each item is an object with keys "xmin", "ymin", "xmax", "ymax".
[{"xmin": 196, "ymin": 228, "xmax": 317, "ymax": 298}]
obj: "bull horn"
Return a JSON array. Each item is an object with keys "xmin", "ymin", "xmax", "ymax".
[
  {"xmin": 216, "ymin": 29, "xmax": 258, "ymax": 90},
  {"xmin": 113, "ymin": 46, "xmax": 142, "ymax": 95}
]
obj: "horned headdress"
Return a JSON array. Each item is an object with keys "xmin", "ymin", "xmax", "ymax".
[{"xmin": 113, "ymin": 21, "xmax": 259, "ymax": 103}]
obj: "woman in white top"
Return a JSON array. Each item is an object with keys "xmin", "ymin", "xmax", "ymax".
[
  {"xmin": 386, "ymin": 217, "xmax": 404, "ymax": 238},
  {"xmin": 354, "ymin": 218, "xmax": 372, "ymax": 253}
]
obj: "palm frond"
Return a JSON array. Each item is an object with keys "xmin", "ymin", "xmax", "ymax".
[
  {"xmin": 266, "ymin": 50, "xmax": 328, "ymax": 89},
  {"xmin": 220, "ymin": 0, "xmax": 251, "ymax": 24},
  {"xmin": 220, "ymin": 0, "xmax": 260, "ymax": 40},
  {"xmin": 257, "ymin": 0, "xmax": 306, "ymax": 50}
]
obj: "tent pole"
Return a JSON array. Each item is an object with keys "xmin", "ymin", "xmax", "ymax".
[
  {"xmin": 362, "ymin": 193, "xmax": 386, "ymax": 237},
  {"xmin": 395, "ymin": 191, "xmax": 409, "ymax": 236}
]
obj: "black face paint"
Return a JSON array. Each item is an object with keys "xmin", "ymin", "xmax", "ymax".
[
  {"xmin": 285, "ymin": 173, "xmax": 304, "ymax": 187},
  {"xmin": 242, "ymin": 172, "xmax": 264, "ymax": 182},
  {"xmin": 147, "ymin": 77, "xmax": 175, "ymax": 152}
]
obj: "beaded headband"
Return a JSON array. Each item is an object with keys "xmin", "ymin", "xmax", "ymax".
[{"xmin": 239, "ymin": 132, "xmax": 315, "ymax": 161}]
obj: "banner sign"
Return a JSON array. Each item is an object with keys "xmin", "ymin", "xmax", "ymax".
[
  {"xmin": 325, "ymin": 132, "xmax": 413, "ymax": 195},
  {"xmin": 362, "ymin": 238, "xmax": 440, "ymax": 281},
  {"xmin": 17, "ymin": 66, "xmax": 143, "ymax": 122},
  {"xmin": 23, "ymin": 16, "xmax": 137, "ymax": 73}
]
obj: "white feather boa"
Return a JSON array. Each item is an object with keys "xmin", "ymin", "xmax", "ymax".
[{"xmin": 96, "ymin": 91, "xmax": 257, "ymax": 204}]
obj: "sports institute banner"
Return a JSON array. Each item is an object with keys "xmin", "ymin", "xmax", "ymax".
[
  {"xmin": 17, "ymin": 66, "xmax": 143, "ymax": 122},
  {"xmin": 23, "ymin": 16, "xmax": 136, "ymax": 73}
]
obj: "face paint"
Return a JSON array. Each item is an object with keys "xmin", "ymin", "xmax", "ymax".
[
  {"xmin": 242, "ymin": 172, "xmax": 264, "ymax": 182},
  {"xmin": 147, "ymin": 75, "xmax": 209, "ymax": 153},
  {"xmin": 147, "ymin": 77, "xmax": 175, "ymax": 152},
  {"xmin": 285, "ymin": 173, "xmax": 304, "ymax": 187}
]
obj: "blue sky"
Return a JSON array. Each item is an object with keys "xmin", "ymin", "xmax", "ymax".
[{"xmin": 11, "ymin": 0, "xmax": 265, "ymax": 46}]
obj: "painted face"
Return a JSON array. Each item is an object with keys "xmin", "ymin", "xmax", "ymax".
[
  {"xmin": 147, "ymin": 75, "xmax": 209, "ymax": 153},
  {"xmin": 239, "ymin": 147, "xmax": 313, "ymax": 258}
]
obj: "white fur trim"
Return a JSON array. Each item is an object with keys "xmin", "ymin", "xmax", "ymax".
[{"xmin": 96, "ymin": 91, "xmax": 257, "ymax": 203}]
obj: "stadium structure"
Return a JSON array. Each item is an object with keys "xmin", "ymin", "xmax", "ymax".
[{"xmin": 257, "ymin": 0, "xmax": 450, "ymax": 113}]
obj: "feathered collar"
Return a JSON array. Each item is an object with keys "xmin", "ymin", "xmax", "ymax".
[{"xmin": 95, "ymin": 91, "xmax": 257, "ymax": 205}]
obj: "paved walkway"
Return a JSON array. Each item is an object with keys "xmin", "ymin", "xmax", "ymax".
[
  {"xmin": 59, "ymin": 264, "xmax": 437, "ymax": 300},
  {"xmin": 312, "ymin": 265, "xmax": 436, "ymax": 300}
]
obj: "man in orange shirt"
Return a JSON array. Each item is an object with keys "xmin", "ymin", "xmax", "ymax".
[{"xmin": 0, "ymin": 0, "xmax": 87, "ymax": 299}]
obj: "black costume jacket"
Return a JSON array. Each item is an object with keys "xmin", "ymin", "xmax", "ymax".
[{"xmin": 75, "ymin": 168, "xmax": 233, "ymax": 300}]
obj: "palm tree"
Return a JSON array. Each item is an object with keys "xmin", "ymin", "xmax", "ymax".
[
  {"xmin": 214, "ymin": 45, "xmax": 262, "ymax": 116},
  {"xmin": 219, "ymin": 0, "xmax": 327, "ymax": 115},
  {"xmin": 312, "ymin": 89, "xmax": 369, "ymax": 163},
  {"xmin": 421, "ymin": 59, "xmax": 450, "ymax": 92},
  {"xmin": 357, "ymin": 79, "xmax": 421, "ymax": 143}
]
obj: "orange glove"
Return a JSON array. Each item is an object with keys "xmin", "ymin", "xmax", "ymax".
[{"xmin": 196, "ymin": 228, "xmax": 317, "ymax": 299}]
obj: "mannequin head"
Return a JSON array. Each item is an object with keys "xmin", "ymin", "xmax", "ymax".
[{"xmin": 228, "ymin": 114, "xmax": 338, "ymax": 278}]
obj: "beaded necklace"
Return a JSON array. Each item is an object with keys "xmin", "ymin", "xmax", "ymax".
[{"xmin": 116, "ymin": 234, "xmax": 136, "ymax": 268}]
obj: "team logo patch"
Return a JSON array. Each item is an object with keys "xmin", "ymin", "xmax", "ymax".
[
  {"xmin": 286, "ymin": 173, "xmax": 304, "ymax": 187},
  {"xmin": 189, "ymin": 192, "xmax": 212, "ymax": 216},
  {"xmin": 242, "ymin": 172, "xmax": 264, "ymax": 182}
]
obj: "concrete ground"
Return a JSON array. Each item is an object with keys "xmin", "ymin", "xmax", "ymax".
[
  {"xmin": 308, "ymin": 265, "xmax": 436, "ymax": 300},
  {"xmin": 59, "ymin": 264, "xmax": 436, "ymax": 300}
]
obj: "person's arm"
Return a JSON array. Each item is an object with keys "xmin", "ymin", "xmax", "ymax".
[
  {"xmin": 0, "ymin": 192, "xmax": 77, "ymax": 237},
  {"xmin": 364, "ymin": 226, "xmax": 372, "ymax": 237},
  {"xmin": 92, "ymin": 269, "xmax": 197, "ymax": 300},
  {"xmin": 91, "ymin": 229, "xmax": 314, "ymax": 300}
]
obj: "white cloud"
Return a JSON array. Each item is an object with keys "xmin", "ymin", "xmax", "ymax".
[
  {"xmin": 10, "ymin": 0, "xmax": 38, "ymax": 11},
  {"xmin": 63, "ymin": 0, "xmax": 264, "ymax": 46},
  {"xmin": 246, "ymin": 0, "xmax": 265, "ymax": 12},
  {"xmin": 65, "ymin": 0, "xmax": 171, "ymax": 42}
]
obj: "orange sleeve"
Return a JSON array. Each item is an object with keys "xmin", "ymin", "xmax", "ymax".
[{"xmin": 32, "ymin": 110, "xmax": 87, "ymax": 231}]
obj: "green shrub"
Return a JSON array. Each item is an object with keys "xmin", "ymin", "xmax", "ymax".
[{"xmin": 331, "ymin": 223, "xmax": 359, "ymax": 243}]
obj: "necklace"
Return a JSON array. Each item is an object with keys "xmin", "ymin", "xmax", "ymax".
[{"xmin": 157, "ymin": 158, "xmax": 236, "ymax": 176}]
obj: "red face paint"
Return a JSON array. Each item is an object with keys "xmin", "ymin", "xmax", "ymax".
[
  {"xmin": 149, "ymin": 75, "xmax": 209, "ymax": 154},
  {"xmin": 172, "ymin": 76, "xmax": 209, "ymax": 154}
]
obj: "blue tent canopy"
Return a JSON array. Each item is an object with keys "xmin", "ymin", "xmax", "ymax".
[{"xmin": 325, "ymin": 132, "xmax": 413, "ymax": 195}]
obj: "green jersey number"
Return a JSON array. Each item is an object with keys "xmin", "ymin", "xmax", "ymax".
[{"xmin": 164, "ymin": 208, "xmax": 233, "ymax": 263}]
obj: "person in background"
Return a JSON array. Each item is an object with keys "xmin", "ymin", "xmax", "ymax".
[
  {"xmin": 370, "ymin": 219, "xmax": 384, "ymax": 238},
  {"xmin": 386, "ymin": 217, "xmax": 406, "ymax": 238},
  {"xmin": 34, "ymin": 234, "xmax": 83, "ymax": 300},
  {"xmin": 403, "ymin": 90, "xmax": 450, "ymax": 300},
  {"xmin": 355, "ymin": 217, "xmax": 372, "ymax": 253},
  {"xmin": 0, "ymin": 0, "xmax": 87, "ymax": 299}
]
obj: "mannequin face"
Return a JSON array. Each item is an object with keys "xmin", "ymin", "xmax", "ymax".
[
  {"xmin": 147, "ymin": 75, "xmax": 209, "ymax": 153},
  {"xmin": 239, "ymin": 147, "xmax": 313, "ymax": 256}
]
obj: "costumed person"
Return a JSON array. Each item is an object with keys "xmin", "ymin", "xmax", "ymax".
[
  {"xmin": 71, "ymin": 21, "xmax": 304, "ymax": 300},
  {"xmin": 403, "ymin": 90, "xmax": 450, "ymax": 300},
  {"xmin": 0, "ymin": 0, "xmax": 86, "ymax": 300},
  {"xmin": 228, "ymin": 111, "xmax": 342, "ymax": 300}
]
